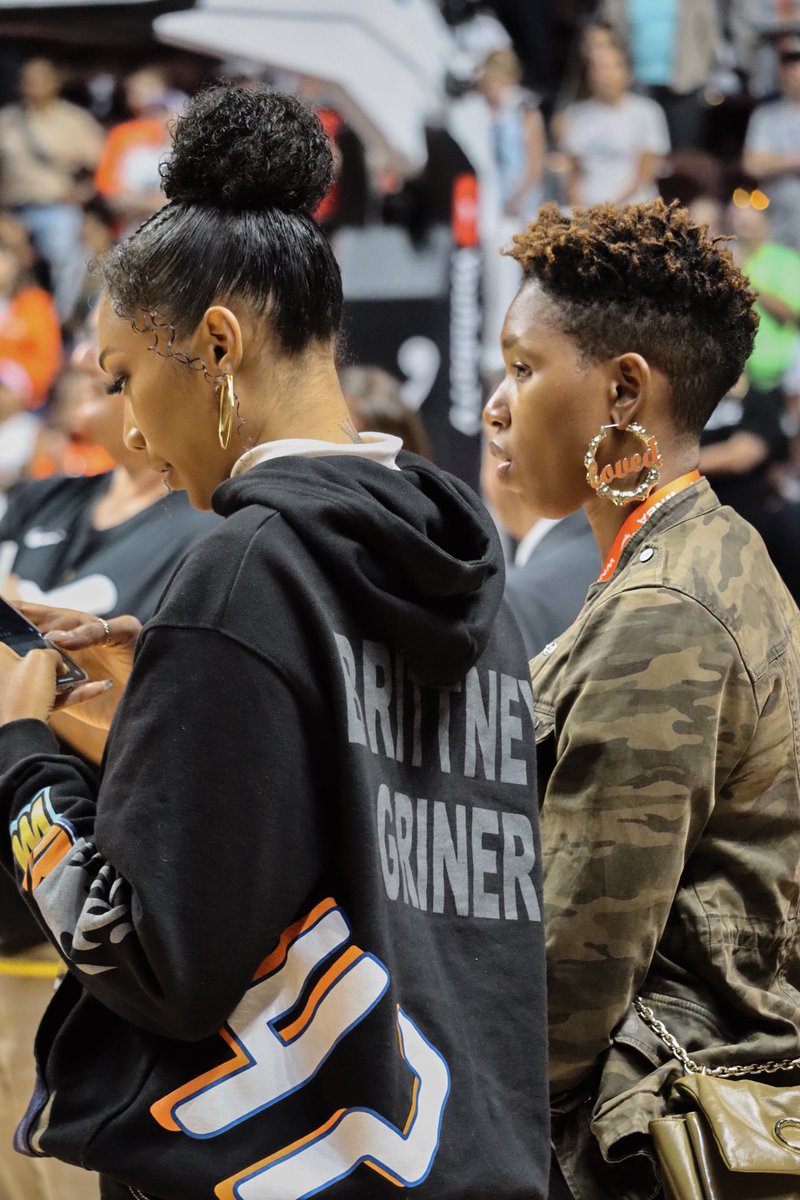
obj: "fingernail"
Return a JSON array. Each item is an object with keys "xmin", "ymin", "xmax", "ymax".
[
  {"xmin": 48, "ymin": 630, "xmax": 72, "ymax": 642},
  {"xmin": 102, "ymin": 680, "xmax": 113, "ymax": 691}
]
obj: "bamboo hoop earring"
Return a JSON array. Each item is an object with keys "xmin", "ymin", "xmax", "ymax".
[
  {"xmin": 217, "ymin": 373, "xmax": 236, "ymax": 450},
  {"xmin": 584, "ymin": 422, "xmax": 662, "ymax": 506}
]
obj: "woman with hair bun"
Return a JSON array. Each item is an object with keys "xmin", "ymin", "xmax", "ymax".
[
  {"xmin": 0, "ymin": 86, "xmax": 549, "ymax": 1200},
  {"xmin": 484, "ymin": 200, "xmax": 800, "ymax": 1199}
]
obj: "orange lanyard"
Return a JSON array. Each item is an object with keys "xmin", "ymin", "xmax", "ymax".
[{"xmin": 598, "ymin": 470, "xmax": 701, "ymax": 583}]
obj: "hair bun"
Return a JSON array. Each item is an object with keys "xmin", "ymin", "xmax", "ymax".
[{"xmin": 162, "ymin": 85, "xmax": 333, "ymax": 214}]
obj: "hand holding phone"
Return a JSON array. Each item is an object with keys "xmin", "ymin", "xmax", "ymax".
[{"xmin": 0, "ymin": 597, "xmax": 88, "ymax": 693}]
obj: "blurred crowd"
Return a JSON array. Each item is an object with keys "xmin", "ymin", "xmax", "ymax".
[
  {"xmin": 1, "ymin": 0, "xmax": 800, "ymax": 602},
  {"xmin": 2, "ymin": 8, "xmax": 800, "ymax": 1198}
]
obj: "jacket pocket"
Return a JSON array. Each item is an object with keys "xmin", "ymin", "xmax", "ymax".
[{"xmin": 589, "ymin": 1000, "xmax": 685, "ymax": 1160}]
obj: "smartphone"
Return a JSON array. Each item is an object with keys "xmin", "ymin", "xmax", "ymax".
[{"xmin": 0, "ymin": 597, "xmax": 89, "ymax": 693}]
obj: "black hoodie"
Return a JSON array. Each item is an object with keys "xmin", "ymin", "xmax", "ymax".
[{"xmin": 0, "ymin": 453, "xmax": 549, "ymax": 1200}]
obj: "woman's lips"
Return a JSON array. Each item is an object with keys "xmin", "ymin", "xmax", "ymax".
[{"xmin": 489, "ymin": 440, "xmax": 511, "ymax": 478}]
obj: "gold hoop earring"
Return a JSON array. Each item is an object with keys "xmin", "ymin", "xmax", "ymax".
[
  {"xmin": 217, "ymin": 373, "xmax": 235, "ymax": 450},
  {"xmin": 584, "ymin": 422, "xmax": 662, "ymax": 506}
]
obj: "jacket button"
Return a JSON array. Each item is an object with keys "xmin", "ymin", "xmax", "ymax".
[{"xmin": 639, "ymin": 547, "xmax": 655, "ymax": 563}]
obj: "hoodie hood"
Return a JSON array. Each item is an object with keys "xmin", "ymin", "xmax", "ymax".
[{"xmin": 212, "ymin": 452, "xmax": 505, "ymax": 687}]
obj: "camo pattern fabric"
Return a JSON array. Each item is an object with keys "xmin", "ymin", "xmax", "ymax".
[{"xmin": 530, "ymin": 478, "xmax": 800, "ymax": 1200}]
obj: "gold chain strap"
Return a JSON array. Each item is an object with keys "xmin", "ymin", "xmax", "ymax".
[{"xmin": 634, "ymin": 998, "xmax": 800, "ymax": 1078}]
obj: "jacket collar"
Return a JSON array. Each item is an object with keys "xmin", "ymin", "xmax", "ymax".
[{"xmin": 585, "ymin": 476, "xmax": 717, "ymax": 603}]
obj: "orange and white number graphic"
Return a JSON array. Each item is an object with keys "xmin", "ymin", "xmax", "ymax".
[{"xmin": 151, "ymin": 899, "xmax": 450, "ymax": 1199}]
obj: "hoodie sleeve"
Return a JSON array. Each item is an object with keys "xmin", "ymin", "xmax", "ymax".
[{"xmin": 0, "ymin": 625, "xmax": 326, "ymax": 1041}]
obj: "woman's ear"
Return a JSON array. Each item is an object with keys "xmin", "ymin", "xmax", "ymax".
[
  {"xmin": 200, "ymin": 305, "xmax": 243, "ymax": 375},
  {"xmin": 609, "ymin": 352, "xmax": 650, "ymax": 427}
]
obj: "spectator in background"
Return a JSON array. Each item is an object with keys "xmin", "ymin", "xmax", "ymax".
[
  {"xmin": 1, "ymin": 326, "xmax": 218, "ymax": 659},
  {"xmin": 0, "ymin": 58, "xmax": 103, "ymax": 319},
  {"xmin": 0, "ymin": 206, "xmax": 37, "ymax": 277},
  {"xmin": 729, "ymin": 194, "xmax": 800, "ymax": 393},
  {"xmin": 446, "ymin": 2, "xmax": 514, "ymax": 87},
  {"xmin": 728, "ymin": 1, "xmax": 800, "ymax": 99},
  {"xmin": 550, "ymin": 19, "xmax": 622, "ymax": 143},
  {"xmin": 699, "ymin": 371, "xmax": 799, "ymax": 599},
  {"xmin": 0, "ymin": 359, "xmax": 39, "ymax": 518},
  {"xmin": 95, "ymin": 67, "xmax": 177, "ymax": 236},
  {"xmin": 695, "ymin": 194, "xmax": 800, "ymax": 600},
  {"xmin": 480, "ymin": 440, "xmax": 599, "ymax": 657},
  {"xmin": 95, "ymin": 68, "xmax": 170, "ymax": 194},
  {"xmin": 598, "ymin": 0, "xmax": 719, "ymax": 149},
  {"xmin": 560, "ymin": 43, "xmax": 670, "ymax": 207},
  {"xmin": 0, "ymin": 230, "xmax": 61, "ymax": 406},
  {"xmin": 27, "ymin": 365, "xmax": 116, "ymax": 480},
  {"xmin": 340, "ymin": 364, "xmax": 432, "ymax": 457},
  {"xmin": 447, "ymin": 0, "xmax": 559, "ymax": 98},
  {"xmin": 472, "ymin": 47, "xmax": 546, "ymax": 380},
  {"xmin": 477, "ymin": 48, "xmax": 545, "ymax": 226},
  {"xmin": 743, "ymin": 33, "xmax": 800, "ymax": 251}
]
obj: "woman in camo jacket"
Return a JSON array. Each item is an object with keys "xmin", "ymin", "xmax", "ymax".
[{"xmin": 484, "ymin": 199, "xmax": 800, "ymax": 1200}]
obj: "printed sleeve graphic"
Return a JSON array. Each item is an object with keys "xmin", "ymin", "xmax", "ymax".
[
  {"xmin": 10, "ymin": 787, "xmax": 75, "ymax": 892},
  {"xmin": 9, "ymin": 785, "xmax": 134, "ymax": 975},
  {"xmin": 151, "ymin": 898, "xmax": 450, "ymax": 1200}
]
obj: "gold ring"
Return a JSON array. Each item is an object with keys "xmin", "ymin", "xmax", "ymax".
[{"xmin": 99, "ymin": 618, "xmax": 111, "ymax": 645}]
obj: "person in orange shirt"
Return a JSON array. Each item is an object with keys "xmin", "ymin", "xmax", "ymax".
[
  {"xmin": 0, "ymin": 235, "xmax": 61, "ymax": 407},
  {"xmin": 27, "ymin": 366, "xmax": 116, "ymax": 480},
  {"xmin": 95, "ymin": 67, "xmax": 178, "ymax": 234}
]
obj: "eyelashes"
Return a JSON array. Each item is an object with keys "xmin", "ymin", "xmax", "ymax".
[{"xmin": 105, "ymin": 375, "xmax": 126, "ymax": 396}]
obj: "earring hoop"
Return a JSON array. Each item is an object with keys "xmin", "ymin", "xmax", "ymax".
[
  {"xmin": 584, "ymin": 422, "xmax": 662, "ymax": 506},
  {"xmin": 217, "ymin": 373, "xmax": 235, "ymax": 450}
]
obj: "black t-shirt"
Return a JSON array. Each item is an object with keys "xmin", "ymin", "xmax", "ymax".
[
  {"xmin": 0, "ymin": 473, "xmax": 219, "ymax": 622},
  {"xmin": 700, "ymin": 385, "xmax": 787, "ymax": 530}
]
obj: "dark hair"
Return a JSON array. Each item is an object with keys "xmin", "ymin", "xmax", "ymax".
[
  {"xmin": 340, "ymin": 365, "xmax": 433, "ymax": 459},
  {"xmin": 507, "ymin": 200, "xmax": 758, "ymax": 437},
  {"xmin": 103, "ymin": 84, "xmax": 342, "ymax": 353}
]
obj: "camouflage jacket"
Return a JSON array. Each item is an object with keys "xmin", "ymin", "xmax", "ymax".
[{"xmin": 530, "ymin": 478, "xmax": 800, "ymax": 1200}]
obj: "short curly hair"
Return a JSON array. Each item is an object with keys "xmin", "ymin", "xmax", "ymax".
[{"xmin": 507, "ymin": 200, "xmax": 758, "ymax": 437}]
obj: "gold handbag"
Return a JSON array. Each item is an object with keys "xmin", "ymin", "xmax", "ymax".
[{"xmin": 635, "ymin": 998, "xmax": 800, "ymax": 1200}]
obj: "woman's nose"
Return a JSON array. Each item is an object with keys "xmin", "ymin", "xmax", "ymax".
[
  {"xmin": 123, "ymin": 417, "xmax": 146, "ymax": 453},
  {"xmin": 483, "ymin": 385, "xmax": 509, "ymax": 430}
]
